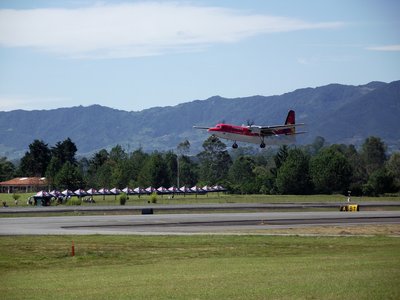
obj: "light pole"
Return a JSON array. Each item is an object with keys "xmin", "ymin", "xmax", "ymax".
[
  {"xmin": 176, "ymin": 139, "xmax": 190, "ymax": 189},
  {"xmin": 177, "ymin": 154, "xmax": 180, "ymax": 188}
]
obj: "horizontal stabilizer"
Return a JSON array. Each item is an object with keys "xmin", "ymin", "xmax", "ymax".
[{"xmin": 285, "ymin": 130, "xmax": 307, "ymax": 136}]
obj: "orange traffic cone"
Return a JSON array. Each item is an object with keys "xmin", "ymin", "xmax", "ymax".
[{"xmin": 71, "ymin": 241, "xmax": 75, "ymax": 257}]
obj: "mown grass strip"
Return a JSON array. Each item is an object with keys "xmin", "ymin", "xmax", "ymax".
[
  {"xmin": 1, "ymin": 193, "xmax": 399, "ymax": 208},
  {"xmin": 0, "ymin": 235, "xmax": 399, "ymax": 299}
]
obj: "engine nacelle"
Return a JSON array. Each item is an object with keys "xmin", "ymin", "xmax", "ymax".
[{"xmin": 248, "ymin": 125, "xmax": 262, "ymax": 134}]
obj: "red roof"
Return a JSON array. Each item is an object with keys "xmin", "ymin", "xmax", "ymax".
[{"xmin": 0, "ymin": 177, "xmax": 48, "ymax": 186}]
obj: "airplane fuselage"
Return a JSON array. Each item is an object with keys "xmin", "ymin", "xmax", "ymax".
[{"xmin": 208, "ymin": 124, "xmax": 295, "ymax": 146}]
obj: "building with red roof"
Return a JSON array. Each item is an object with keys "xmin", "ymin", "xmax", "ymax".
[{"xmin": 0, "ymin": 177, "xmax": 49, "ymax": 193}]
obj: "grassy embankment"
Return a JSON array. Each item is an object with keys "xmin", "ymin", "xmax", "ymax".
[
  {"xmin": 1, "ymin": 192, "xmax": 399, "ymax": 207},
  {"xmin": 0, "ymin": 235, "xmax": 399, "ymax": 299}
]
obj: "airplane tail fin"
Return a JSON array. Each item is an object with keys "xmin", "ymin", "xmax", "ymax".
[{"xmin": 284, "ymin": 110, "xmax": 296, "ymax": 135}]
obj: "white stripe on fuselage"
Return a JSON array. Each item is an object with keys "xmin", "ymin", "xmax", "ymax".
[{"xmin": 212, "ymin": 132, "xmax": 295, "ymax": 146}]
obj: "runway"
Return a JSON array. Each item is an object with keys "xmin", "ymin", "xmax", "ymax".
[{"xmin": 1, "ymin": 211, "xmax": 399, "ymax": 235}]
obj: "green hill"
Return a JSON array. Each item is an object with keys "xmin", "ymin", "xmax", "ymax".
[{"xmin": 0, "ymin": 80, "xmax": 398, "ymax": 159}]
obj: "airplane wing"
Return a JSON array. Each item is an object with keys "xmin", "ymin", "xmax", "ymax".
[
  {"xmin": 193, "ymin": 126, "xmax": 210, "ymax": 130},
  {"xmin": 249, "ymin": 123, "xmax": 306, "ymax": 135}
]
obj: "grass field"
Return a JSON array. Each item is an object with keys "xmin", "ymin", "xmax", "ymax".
[
  {"xmin": 0, "ymin": 235, "xmax": 399, "ymax": 299},
  {"xmin": 1, "ymin": 192, "xmax": 399, "ymax": 207}
]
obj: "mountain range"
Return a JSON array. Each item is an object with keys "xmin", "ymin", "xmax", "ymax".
[{"xmin": 1, "ymin": 80, "xmax": 399, "ymax": 159}]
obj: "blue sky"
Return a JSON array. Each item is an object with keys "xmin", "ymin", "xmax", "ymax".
[{"xmin": 0, "ymin": 0, "xmax": 399, "ymax": 112}]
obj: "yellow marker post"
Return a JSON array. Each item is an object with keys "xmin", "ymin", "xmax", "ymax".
[{"xmin": 340, "ymin": 204, "xmax": 359, "ymax": 212}]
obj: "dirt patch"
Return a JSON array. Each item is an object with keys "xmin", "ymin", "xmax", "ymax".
[{"xmin": 233, "ymin": 224, "xmax": 400, "ymax": 236}]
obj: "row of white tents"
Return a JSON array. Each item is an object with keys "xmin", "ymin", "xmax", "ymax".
[{"xmin": 35, "ymin": 185, "xmax": 227, "ymax": 198}]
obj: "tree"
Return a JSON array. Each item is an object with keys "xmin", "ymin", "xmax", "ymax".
[
  {"xmin": 387, "ymin": 153, "xmax": 400, "ymax": 191},
  {"xmin": 19, "ymin": 140, "xmax": 51, "ymax": 176},
  {"xmin": 78, "ymin": 157, "xmax": 90, "ymax": 188},
  {"xmin": 109, "ymin": 145, "xmax": 128, "ymax": 162},
  {"xmin": 0, "ymin": 157, "xmax": 15, "ymax": 181},
  {"xmin": 51, "ymin": 138, "xmax": 78, "ymax": 166},
  {"xmin": 274, "ymin": 145, "xmax": 289, "ymax": 170},
  {"xmin": 109, "ymin": 161, "xmax": 124, "ymax": 188},
  {"xmin": 275, "ymin": 149, "xmax": 312, "ymax": 194},
  {"xmin": 95, "ymin": 162, "xmax": 113, "ymax": 188},
  {"xmin": 178, "ymin": 155, "xmax": 198, "ymax": 187},
  {"xmin": 253, "ymin": 166, "xmax": 274, "ymax": 194},
  {"xmin": 85, "ymin": 149, "xmax": 110, "ymax": 187},
  {"xmin": 228, "ymin": 156, "xmax": 257, "ymax": 194},
  {"xmin": 45, "ymin": 156, "xmax": 62, "ymax": 189},
  {"xmin": 126, "ymin": 148, "xmax": 148, "ymax": 186},
  {"xmin": 164, "ymin": 151, "xmax": 178, "ymax": 186},
  {"xmin": 90, "ymin": 149, "xmax": 109, "ymax": 170},
  {"xmin": 107, "ymin": 145, "xmax": 130, "ymax": 188},
  {"xmin": 310, "ymin": 147, "xmax": 352, "ymax": 194},
  {"xmin": 54, "ymin": 161, "xmax": 83, "ymax": 190},
  {"xmin": 176, "ymin": 140, "xmax": 191, "ymax": 187},
  {"xmin": 305, "ymin": 136, "xmax": 326, "ymax": 155},
  {"xmin": 175, "ymin": 140, "xmax": 198, "ymax": 187},
  {"xmin": 197, "ymin": 136, "xmax": 232, "ymax": 185},
  {"xmin": 363, "ymin": 167, "xmax": 395, "ymax": 196},
  {"xmin": 138, "ymin": 152, "xmax": 170, "ymax": 187},
  {"xmin": 270, "ymin": 145, "xmax": 289, "ymax": 177},
  {"xmin": 344, "ymin": 145, "xmax": 367, "ymax": 195},
  {"xmin": 177, "ymin": 139, "xmax": 191, "ymax": 156},
  {"xmin": 44, "ymin": 138, "xmax": 78, "ymax": 187},
  {"xmin": 361, "ymin": 136, "xmax": 387, "ymax": 175}
]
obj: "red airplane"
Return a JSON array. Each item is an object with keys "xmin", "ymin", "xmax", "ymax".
[{"xmin": 194, "ymin": 110, "xmax": 305, "ymax": 148}]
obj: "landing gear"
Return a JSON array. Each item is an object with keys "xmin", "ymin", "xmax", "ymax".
[
  {"xmin": 259, "ymin": 136, "xmax": 266, "ymax": 148},
  {"xmin": 232, "ymin": 142, "xmax": 238, "ymax": 149}
]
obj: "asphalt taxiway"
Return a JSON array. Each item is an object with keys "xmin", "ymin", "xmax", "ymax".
[
  {"xmin": 1, "ymin": 201, "xmax": 400, "ymax": 214},
  {"xmin": 1, "ymin": 211, "xmax": 399, "ymax": 235}
]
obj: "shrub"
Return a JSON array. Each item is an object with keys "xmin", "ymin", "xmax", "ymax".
[
  {"xmin": 12, "ymin": 193, "xmax": 21, "ymax": 205},
  {"xmin": 150, "ymin": 192, "xmax": 157, "ymax": 203},
  {"xmin": 66, "ymin": 197, "xmax": 81, "ymax": 206},
  {"xmin": 119, "ymin": 193, "xmax": 127, "ymax": 205},
  {"xmin": 12, "ymin": 193, "xmax": 21, "ymax": 201}
]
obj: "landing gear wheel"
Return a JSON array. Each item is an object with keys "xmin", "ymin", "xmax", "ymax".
[
  {"xmin": 260, "ymin": 142, "xmax": 266, "ymax": 148},
  {"xmin": 232, "ymin": 142, "xmax": 238, "ymax": 149}
]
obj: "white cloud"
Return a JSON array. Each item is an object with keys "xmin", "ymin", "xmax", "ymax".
[
  {"xmin": 366, "ymin": 44, "xmax": 400, "ymax": 51},
  {"xmin": 0, "ymin": 95, "xmax": 68, "ymax": 111},
  {"xmin": 297, "ymin": 55, "xmax": 355, "ymax": 66},
  {"xmin": 297, "ymin": 57, "xmax": 312, "ymax": 65},
  {"xmin": 0, "ymin": 2, "xmax": 343, "ymax": 59}
]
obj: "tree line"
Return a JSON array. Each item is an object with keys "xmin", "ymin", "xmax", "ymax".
[{"xmin": 0, "ymin": 136, "xmax": 399, "ymax": 196}]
